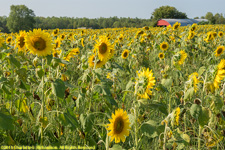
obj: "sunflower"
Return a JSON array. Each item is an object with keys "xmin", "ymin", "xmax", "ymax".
[
  {"xmin": 177, "ymin": 50, "xmax": 187, "ymax": 65},
  {"xmin": 218, "ymin": 31, "xmax": 223, "ymax": 38},
  {"xmin": 15, "ymin": 31, "xmax": 26, "ymax": 52},
  {"xmin": 107, "ymin": 109, "xmax": 130, "ymax": 143},
  {"xmin": 0, "ymin": 36, "xmax": 5, "ymax": 47},
  {"xmin": 70, "ymin": 48, "xmax": 80, "ymax": 55},
  {"xmin": 215, "ymin": 46, "xmax": 224, "ymax": 57},
  {"xmin": 88, "ymin": 54, "xmax": 107, "ymax": 68},
  {"xmin": 143, "ymin": 26, "xmax": 149, "ymax": 30},
  {"xmin": 136, "ymin": 68, "xmax": 156, "ymax": 99},
  {"xmin": 81, "ymin": 38, "xmax": 84, "ymax": 47},
  {"xmin": 188, "ymin": 72, "xmax": 199, "ymax": 92},
  {"xmin": 214, "ymin": 59, "xmax": 225, "ymax": 89},
  {"xmin": 121, "ymin": 49, "xmax": 129, "ymax": 59},
  {"xmin": 190, "ymin": 23, "xmax": 197, "ymax": 32},
  {"xmin": 60, "ymin": 34, "xmax": 66, "ymax": 40},
  {"xmin": 25, "ymin": 29, "xmax": 53, "ymax": 57},
  {"xmin": 204, "ymin": 32, "xmax": 214, "ymax": 42},
  {"xmin": 54, "ymin": 38, "xmax": 61, "ymax": 49},
  {"xmin": 52, "ymin": 28, "xmax": 59, "ymax": 36},
  {"xmin": 160, "ymin": 41, "xmax": 169, "ymax": 51},
  {"xmin": 188, "ymin": 31, "xmax": 195, "ymax": 40},
  {"xmin": 6, "ymin": 36, "xmax": 13, "ymax": 44},
  {"xmin": 94, "ymin": 36, "xmax": 113, "ymax": 61},
  {"xmin": 173, "ymin": 22, "xmax": 181, "ymax": 30},
  {"xmin": 158, "ymin": 53, "xmax": 164, "ymax": 59},
  {"xmin": 53, "ymin": 49, "xmax": 61, "ymax": 58},
  {"xmin": 174, "ymin": 107, "xmax": 180, "ymax": 126}
]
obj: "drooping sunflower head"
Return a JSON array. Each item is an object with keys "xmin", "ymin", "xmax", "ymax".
[
  {"xmin": 215, "ymin": 46, "xmax": 224, "ymax": 57},
  {"xmin": 121, "ymin": 49, "xmax": 129, "ymax": 59},
  {"xmin": 52, "ymin": 28, "xmax": 59, "ymax": 36},
  {"xmin": 107, "ymin": 109, "xmax": 130, "ymax": 143},
  {"xmin": 16, "ymin": 31, "xmax": 26, "ymax": 52},
  {"xmin": 160, "ymin": 41, "xmax": 169, "ymax": 51},
  {"xmin": 70, "ymin": 48, "xmax": 80, "ymax": 55},
  {"xmin": 218, "ymin": 31, "xmax": 223, "ymax": 38},
  {"xmin": 212, "ymin": 32, "xmax": 217, "ymax": 38},
  {"xmin": 188, "ymin": 72, "xmax": 199, "ymax": 92},
  {"xmin": 173, "ymin": 22, "xmax": 181, "ymax": 30},
  {"xmin": 178, "ymin": 50, "xmax": 187, "ymax": 65},
  {"xmin": 88, "ymin": 54, "xmax": 107, "ymax": 68},
  {"xmin": 94, "ymin": 36, "xmax": 112, "ymax": 61},
  {"xmin": 204, "ymin": 32, "xmax": 214, "ymax": 42},
  {"xmin": 25, "ymin": 28, "xmax": 53, "ymax": 57},
  {"xmin": 158, "ymin": 53, "xmax": 165, "ymax": 59},
  {"xmin": 53, "ymin": 49, "xmax": 62, "ymax": 58}
]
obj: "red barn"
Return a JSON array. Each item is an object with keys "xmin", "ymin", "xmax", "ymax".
[{"xmin": 157, "ymin": 19, "xmax": 208, "ymax": 27}]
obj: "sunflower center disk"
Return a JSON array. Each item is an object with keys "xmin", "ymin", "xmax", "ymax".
[
  {"xmin": 33, "ymin": 37, "xmax": 46, "ymax": 51},
  {"xmin": 99, "ymin": 43, "xmax": 107, "ymax": 54},
  {"xmin": 114, "ymin": 117, "xmax": 124, "ymax": 134},
  {"xmin": 19, "ymin": 37, "xmax": 25, "ymax": 48},
  {"xmin": 217, "ymin": 48, "xmax": 222, "ymax": 54},
  {"xmin": 162, "ymin": 44, "xmax": 167, "ymax": 49},
  {"xmin": 123, "ymin": 52, "xmax": 128, "ymax": 57}
]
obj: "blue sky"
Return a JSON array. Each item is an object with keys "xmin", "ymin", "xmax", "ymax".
[{"xmin": 0, "ymin": 0, "xmax": 225, "ymax": 19}]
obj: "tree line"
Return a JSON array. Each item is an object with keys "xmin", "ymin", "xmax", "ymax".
[{"xmin": 0, "ymin": 5, "xmax": 225, "ymax": 33}]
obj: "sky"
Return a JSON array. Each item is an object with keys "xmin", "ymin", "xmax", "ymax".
[{"xmin": 0, "ymin": 0, "xmax": 225, "ymax": 19}]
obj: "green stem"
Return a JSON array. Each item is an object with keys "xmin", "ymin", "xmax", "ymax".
[
  {"xmin": 106, "ymin": 131, "xmax": 109, "ymax": 150},
  {"xmin": 10, "ymin": 65, "xmax": 14, "ymax": 115},
  {"xmin": 135, "ymin": 104, "xmax": 138, "ymax": 149},
  {"xmin": 163, "ymin": 123, "xmax": 167, "ymax": 150},
  {"xmin": 41, "ymin": 58, "xmax": 45, "ymax": 145},
  {"xmin": 198, "ymin": 125, "xmax": 201, "ymax": 150}
]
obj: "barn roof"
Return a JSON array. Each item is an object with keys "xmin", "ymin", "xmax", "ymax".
[{"xmin": 157, "ymin": 19, "xmax": 208, "ymax": 27}]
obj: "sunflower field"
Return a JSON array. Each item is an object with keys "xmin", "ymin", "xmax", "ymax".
[{"xmin": 0, "ymin": 23, "xmax": 225, "ymax": 150}]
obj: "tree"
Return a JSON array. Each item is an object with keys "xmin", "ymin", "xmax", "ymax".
[
  {"xmin": 7, "ymin": 5, "xmax": 35, "ymax": 32},
  {"xmin": 151, "ymin": 5, "xmax": 188, "ymax": 20},
  {"xmin": 205, "ymin": 12, "xmax": 215, "ymax": 24}
]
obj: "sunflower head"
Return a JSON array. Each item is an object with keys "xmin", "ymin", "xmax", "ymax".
[
  {"xmin": 188, "ymin": 31, "xmax": 195, "ymax": 40},
  {"xmin": 25, "ymin": 29, "xmax": 53, "ymax": 57},
  {"xmin": 107, "ymin": 109, "xmax": 130, "ymax": 143},
  {"xmin": 16, "ymin": 31, "xmax": 26, "ymax": 52},
  {"xmin": 6, "ymin": 36, "xmax": 13, "ymax": 44},
  {"xmin": 190, "ymin": 23, "xmax": 197, "ymax": 32},
  {"xmin": 54, "ymin": 38, "xmax": 61, "ymax": 49},
  {"xmin": 136, "ymin": 68, "xmax": 156, "ymax": 99},
  {"xmin": 60, "ymin": 34, "xmax": 66, "ymax": 40},
  {"xmin": 158, "ymin": 53, "xmax": 165, "ymax": 59},
  {"xmin": 122, "ymin": 49, "xmax": 129, "ymax": 59},
  {"xmin": 94, "ymin": 36, "xmax": 112, "ymax": 61},
  {"xmin": 0, "ymin": 36, "xmax": 5, "ymax": 47},
  {"xmin": 215, "ymin": 46, "xmax": 224, "ymax": 57},
  {"xmin": 173, "ymin": 22, "xmax": 181, "ymax": 30},
  {"xmin": 88, "ymin": 54, "xmax": 106, "ymax": 68},
  {"xmin": 188, "ymin": 72, "xmax": 199, "ymax": 92},
  {"xmin": 52, "ymin": 28, "xmax": 59, "ymax": 36},
  {"xmin": 160, "ymin": 42, "xmax": 169, "ymax": 51},
  {"xmin": 218, "ymin": 31, "xmax": 223, "ymax": 38}
]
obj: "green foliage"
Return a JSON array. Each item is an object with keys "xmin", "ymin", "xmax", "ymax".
[
  {"xmin": 7, "ymin": 5, "xmax": 35, "ymax": 32},
  {"xmin": 151, "ymin": 5, "xmax": 188, "ymax": 20}
]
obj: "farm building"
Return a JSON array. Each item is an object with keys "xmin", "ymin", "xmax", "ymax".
[{"xmin": 157, "ymin": 19, "xmax": 208, "ymax": 27}]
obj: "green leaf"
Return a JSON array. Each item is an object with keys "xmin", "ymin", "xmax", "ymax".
[
  {"xmin": 36, "ymin": 68, "xmax": 44, "ymax": 79},
  {"xmin": 190, "ymin": 104, "xmax": 202, "ymax": 119},
  {"xmin": 149, "ymin": 102, "xmax": 168, "ymax": 115},
  {"xmin": 52, "ymin": 79, "xmax": 66, "ymax": 99},
  {"xmin": 198, "ymin": 66, "xmax": 206, "ymax": 76},
  {"xmin": 161, "ymin": 78, "xmax": 172, "ymax": 88},
  {"xmin": 46, "ymin": 54, "xmax": 53, "ymax": 65},
  {"xmin": 126, "ymin": 80, "xmax": 133, "ymax": 90},
  {"xmin": 59, "ymin": 109, "xmax": 79, "ymax": 131},
  {"xmin": 16, "ymin": 68, "xmax": 27, "ymax": 82},
  {"xmin": 19, "ymin": 80, "xmax": 30, "ymax": 91},
  {"xmin": 184, "ymin": 87, "xmax": 195, "ymax": 100},
  {"xmin": 199, "ymin": 107, "xmax": 210, "ymax": 127},
  {"xmin": 110, "ymin": 144, "xmax": 124, "ymax": 150},
  {"xmin": 0, "ymin": 110, "xmax": 14, "ymax": 130},
  {"xmin": 140, "ymin": 120, "xmax": 164, "ymax": 138},
  {"xmin": 8, "ymin": 55, "xmax": 21, "ymax": 68}
]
